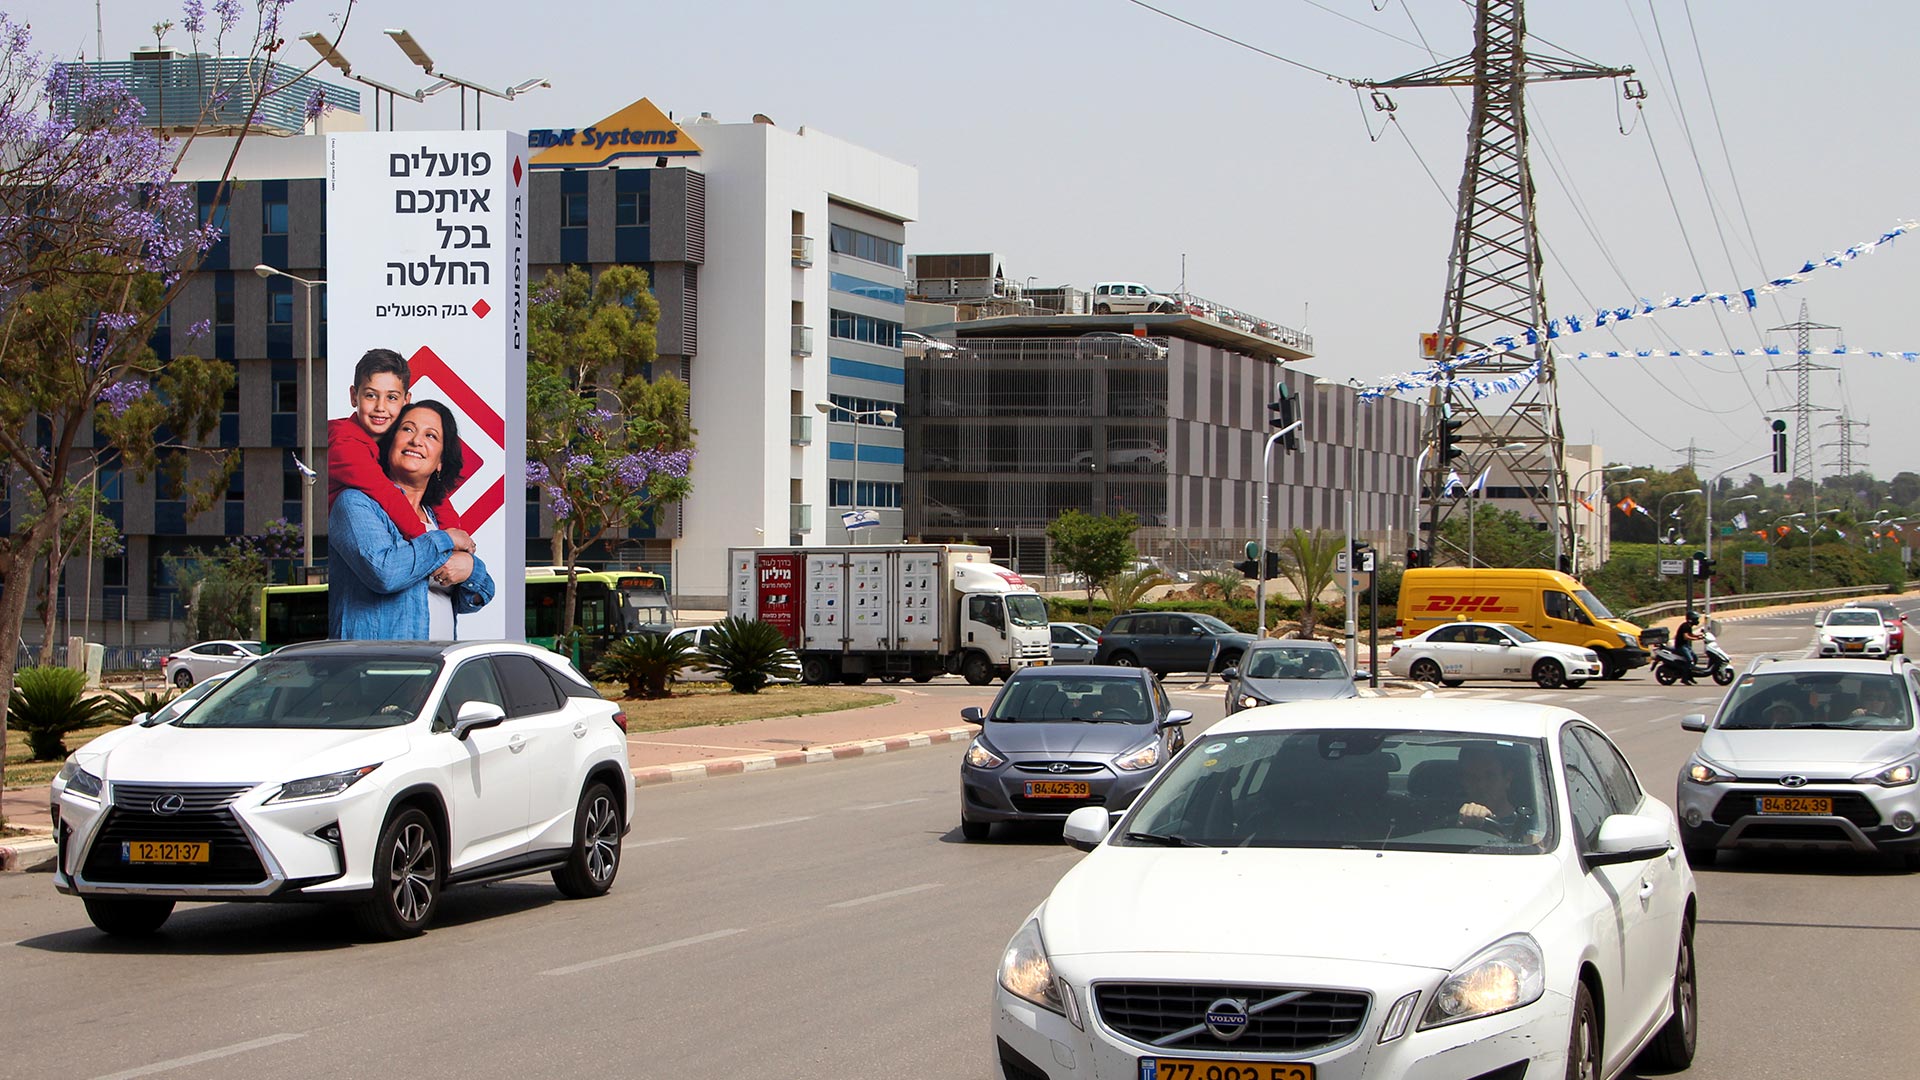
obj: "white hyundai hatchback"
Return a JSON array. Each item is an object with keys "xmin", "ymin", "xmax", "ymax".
[
  {"xmin": 51, "ymin": 640, "xmax": 634, "ymax": 939},
  {"xmin": 991, "ymin": 698, "xmax": 1698, "ymax": 1080}
]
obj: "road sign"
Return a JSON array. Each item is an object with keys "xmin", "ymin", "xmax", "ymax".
[
  {"xmin": 1336, "ymin": 552, "xmax": 1350, "ymax": 573},
  {"xmin": 1659, "ymin": 558, "xmax": 1686, "ymax": 576},
  {"xmin": 1742, "ymin": 550, "xmax": 1769, "ymax": 566}
]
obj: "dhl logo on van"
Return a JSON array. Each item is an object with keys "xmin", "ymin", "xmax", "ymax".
[{"xmin": 1417, "ymin": 594, "xmax": 1519, "ymax": 615}]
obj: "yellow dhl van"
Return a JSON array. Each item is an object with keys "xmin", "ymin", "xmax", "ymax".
[{"xmin": 1399, "ymin": 568, "xmax": 1651, "ymax": 679}]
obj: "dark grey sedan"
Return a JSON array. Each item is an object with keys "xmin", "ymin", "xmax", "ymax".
[
  {"xmin": 1221, "ymin": 639, "xmax": 1361, "ymax": 714},
  {"xmin": 958, "ymin": 667, "xmax": 1191, "ymax": 841}
]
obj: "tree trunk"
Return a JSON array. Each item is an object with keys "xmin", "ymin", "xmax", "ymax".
[
  {"xmin": 39, "ymin": 532, "xmax": 63, "ymax": 665},
  {"xmin": 0, "ymin": 515, "xmax": 61, "ymax": 810}
]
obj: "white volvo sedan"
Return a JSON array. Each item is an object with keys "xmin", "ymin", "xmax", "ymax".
[
  {"xmin": 51, "ymin": 640, "xmax": 634, "ymax": 939},
  {"xmin": 1388, "ymin": 621, "xmax": 1603, "ymax": 689},
  {"xmin": 991, "ymin": 698, "xmax": 1698, "ymax": 1080}
]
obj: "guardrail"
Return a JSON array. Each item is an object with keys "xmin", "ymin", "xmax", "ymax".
[{"xmin": 1625, "ymin": 581, "xmax": 1918, "ymax": 623}]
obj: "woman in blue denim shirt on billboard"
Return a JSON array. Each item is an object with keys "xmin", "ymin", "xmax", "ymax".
[{"xmin": 327, "ymin": 400, "xmax": 495, "ymax": 639}]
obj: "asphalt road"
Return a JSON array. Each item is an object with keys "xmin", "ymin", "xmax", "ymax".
[{"xmin": 4, "ymin": 601, "xmax": 1919, "ymax": 1079}]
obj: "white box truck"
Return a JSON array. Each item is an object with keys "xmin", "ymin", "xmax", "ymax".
[{"xmin": 725, "ymin": 544, "xmax": 1053, "ymax": 686}]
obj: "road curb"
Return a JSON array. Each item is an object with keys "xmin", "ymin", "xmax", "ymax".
[
  {"xmin": 0, "ymin": 835, "xmax": 57, "ymax": 873},
  {"xmin": 630, "ymin": 725, "xmax": 976, "ymax": 788}
]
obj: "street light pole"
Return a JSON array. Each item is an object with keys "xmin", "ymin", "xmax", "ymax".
[
  {"xmin": 1703, "ymin": 452, "xmax": 1768, "ymax": 621},
  {"xmin": 1567, "ymin": 465, "xmax": 1632, "ymax": 574},
  {"xmin": 817, "ymin": 401, "xmax": 897, "ymax": 545},
  {"xmin": 254, "ymin": 264, "xmax": 325, "ymax": 572},
  {"xmin": 1256, "ymin": 421, "xmax": 1303, "ymax": 637}
]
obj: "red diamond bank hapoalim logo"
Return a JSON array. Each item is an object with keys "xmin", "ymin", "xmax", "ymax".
[
  {"xmin": 405, "ymin": 345, "xmax": 507, "ymax": 531},
  {"xmin": 472, "ymin": 298, "xmax": 491, "ymax": 319}
]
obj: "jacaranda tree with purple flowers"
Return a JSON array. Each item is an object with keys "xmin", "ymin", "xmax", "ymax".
[
  {"xmin": 527, "ymin": 265, "xmax": 695, "ymax": 638},
  {"xmin": 0, "ymin": 2, "xmax": 356, "ymax": 805}
]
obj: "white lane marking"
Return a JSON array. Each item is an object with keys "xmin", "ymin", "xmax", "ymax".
[
  {"xmin": 92, "ymin": 1034, "xmax": 307, "ymax": 1080},
  {"xmin": 1518, "ymin": 693, "xmax": 1558, "ymax": 702},
  {"xmin": 845, "ymin": 798, "xmax": 928, "ymax": 812},
  {"xmin": 626, "ymin": 836, "xmax": 686, "ymax": 848},
  {"xmin": 1625, "ymin": 696, "xmax": 1666, "ymax": 704},
  {"xmin": 541, "ymin": 928, "xmax": 748, "ymax": 976},
  {"xmin": 723, "ymin": 816, "xmax": 816, "ymax": 831},
  {"xmin": 828, "ymin": 883, "xmax": 945, "ymax": 909}
]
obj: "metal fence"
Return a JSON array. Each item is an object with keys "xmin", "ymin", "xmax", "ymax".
[{"xmin": 1625, "ymin": 581, "xmax": 1918, "ymax": 624}]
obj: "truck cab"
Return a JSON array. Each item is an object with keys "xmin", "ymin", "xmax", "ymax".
[{"xmin": 953, "ymin": 563, "xmax": 1053, "ymax": 685}]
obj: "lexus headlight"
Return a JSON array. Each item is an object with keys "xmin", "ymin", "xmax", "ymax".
[
  {"xmin": 269, "ymin": 764, "xmax": 380, "ymax": 803},
  {"xmin": 1113, "ymin": 740, "xmax": 1161, "ymax": 772},
  {"xmin": 964, "ymin": 739, "xmax": 1005, "ymax": 769},
  {"xmin": 1420, "ymin": 934, "xmax": 1544, "ymax": 1028},
  {"xmin": 1859, "ymin": 759, "xmax": 1919, "ymax": 787},
  {"xmin": 1685, "ymin": 755, "xmax": 1734, "ymax": 785},
  {"xmin": 56, "ymin": 759, "xmax": 103, "ymax": 799},
  {"xmin": 999, "ymin": 919, "xmax": 1082, "ymax": 1027}
]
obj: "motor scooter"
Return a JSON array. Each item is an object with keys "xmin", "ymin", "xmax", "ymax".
[{"xmin": 1652, "ymin": 629, "xmax": 1734, "ymax": 686}]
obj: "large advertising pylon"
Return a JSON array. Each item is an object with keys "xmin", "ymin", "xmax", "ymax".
[{"xmin": 326, "ymin": 131, "xmax": 529, "ymax": 640}]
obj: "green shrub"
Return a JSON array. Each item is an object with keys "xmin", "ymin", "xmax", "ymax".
[
  {"xmin": 7, "ymin": 666, "xmax": 114, "ymax": 760},
  {"xmin": 593, "ymin": 633, "xmax": 699, "ymax": 699},
  {"xmin": 101, "ymin": 686, "xmax": 172, "ymax": 725},
  {"xmin": 701, "ymin": 617, "xmax": 798, "ymax": 695}
]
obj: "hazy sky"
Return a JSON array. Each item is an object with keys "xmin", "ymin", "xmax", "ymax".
[{"xmin": 23, "ymin": 0, "xmax": 1920, "ymax": 481}]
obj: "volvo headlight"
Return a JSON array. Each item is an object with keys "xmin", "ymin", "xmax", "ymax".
[
  {"xmin": 269, "ymin": 764, "xmax": 380, "ymax": 803},
  {"xmin": 56, "ymin": 759, "xmax": 103, "ymax": 799},
  {"xmin": 998, "ymin": 919, "xmax": 1082, "ymax": 1027},
  {"xmin": 1420, "ymin": 934, "xmax": 1545, "ymax": 1028},
  {"xmin": 1685, "ymin": 755, "xmax": 1734, "ymax": 784},
  {"xmin": 964, "ymin": 739, "xmax": 1005, "ymax": 769},
  {"xmin": 1113, "ymin": 740, "xmax": 1161, "ymax": 772},
  {"xmin": 1859, "ymin": 759, "xmax": 1919, "ymax": 787}
]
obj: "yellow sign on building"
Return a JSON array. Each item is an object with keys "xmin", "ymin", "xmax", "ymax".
[{"xmin": 528, "ymin": 98, "xmax": 701, "ymax": 169}]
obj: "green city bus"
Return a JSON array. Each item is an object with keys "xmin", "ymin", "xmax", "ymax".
[{"xmin": 259, "ymin": 569, "xmax": 673, "ymax": 665}]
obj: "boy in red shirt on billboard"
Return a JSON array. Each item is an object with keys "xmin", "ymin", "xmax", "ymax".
[{"xmin": 326, "ymin": 348, "xmax": 475, "ymax": 551}]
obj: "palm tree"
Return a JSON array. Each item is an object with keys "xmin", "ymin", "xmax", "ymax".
[
  {"xmin": 1275, "ymin": 529, "xmax": 1343, "ymax": 638},
  {"xmin": 1103, "ymin": 565, "xmax": 1170, "ymax": 613}
]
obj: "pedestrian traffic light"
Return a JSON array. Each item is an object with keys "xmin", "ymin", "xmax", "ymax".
[
  {"xmin": 1691, "ymin": 553, "xmax": 1715, "ymax": 578},
  {"xmin": 1350, "ymin": 539, "xmax": 1373, "ymax": 572},
  {"xmin": 1236, "ymin": 552, "xmax": 1282, "ymax": 579},
  {"xmin": 1439, "ymin": 409, "xmax": 1466, "ymax": 466},
  {"xmin": 1269, "ymin": 384, "xmax": 1301, "ymax": 451},
  {"xmin": 1234, "ymin": 558, "xmax": 1260, "ymax": 580},
  {"xmin": 1771, "ymin": 418, "xmax": 1788, "ymax": 474}
]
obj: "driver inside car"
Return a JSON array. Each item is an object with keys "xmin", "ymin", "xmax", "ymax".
[{"xmin": 1457, "ymin": 743, "xmax": 1541, "ymax": 843}]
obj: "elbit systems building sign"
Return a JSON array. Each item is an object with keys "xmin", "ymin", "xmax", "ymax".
[
  {"xmin": 326, "ymin": 131, "xmax": 529, "ymax": 640},
  {"xmin": 528, "ymin": 98, "xmax": 701, "ymax": 169}
]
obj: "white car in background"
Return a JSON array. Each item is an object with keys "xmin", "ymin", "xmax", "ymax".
[
  {"xmin": 53, "ymin": 640, "xmax": 633, "ymax": 939},
  {"xmin": 1816, "ymin": 607, "xmax": 1892, "ymax": 658},
  {"xmin": 1390, "ymin": 621, "xmax": 1602, "ymax": 689},
  {"xmin": 161, "ymin": 639, "xmax": 261, "ymax": 688},
  {"xmin": 992, "ymin": 698, "xmax": 1698, "ymax": 1080}
]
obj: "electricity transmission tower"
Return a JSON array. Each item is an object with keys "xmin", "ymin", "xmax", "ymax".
[
  {"xmin": 1822, "ymin": 413, "xmax": 1868, "ymax": 477},
  {"xmin": 1767, "ymin": 300, "xmax": 1839, "ymax": 487},
  {"xmin": 1365, "ymin": 0, "xmax": 1631, "ymax": 569}
]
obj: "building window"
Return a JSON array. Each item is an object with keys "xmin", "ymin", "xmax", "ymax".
[
  {"xmin": 200, "ymin": 201, "xmax": 230, "ymax": 236},
  {"xmin": 828, "ymin": 272, "xmax": 906, "ymax": 306},
  {"xmin": 563, "ymin": 192, "xmax": 589, "ymax": 228},
  {"xmin": 222, "ymin": 383, "xmax": 240, "ymax": 416},
  {"xmin": 615, "ymin": 189, "xmax": 648, "ymax": 227},
  {"xmin": 284, "ymin": 469, "xmax": 303, "ymax": 501},
  {"xmin": 268, "ymin": 279, "xmax": 293, "ymax": 324},
  {"xmin": 828, "ymin": 479, "xmax": 902, "ymax": 509},
  {"xmin": 825, "ymin": 394, "xmax": 900, "ymax": 426},
  {"xmin": 827, "ymin": 223, "xmax": 902, "ymax": 269},
  {"xmin": 828, "ymin": 309, "xmax": 901, "ymax": 349},
  {"xmin": 227, "ymin": 467, "xmax": 244, "ymax": 502},
  {"xmin": 274, "ymin": 376, "xmax": 298, "ymax": 413},
  {"xmin": 263, "ymin": 199, "xmax": 289, "ymax": 236},
  {"xmin": 214, "ymin": 274, "xmax": 235, "ymax": 326}
]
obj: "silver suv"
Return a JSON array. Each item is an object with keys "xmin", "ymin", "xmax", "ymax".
[{"xmin": 1675, "ymin": 655, "xmax": 1920, "ymax": 868}]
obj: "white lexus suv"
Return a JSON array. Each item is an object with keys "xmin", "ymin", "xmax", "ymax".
[{"xmin": 51, "ymin": 640, "xmax": 634, "ymax": 939}]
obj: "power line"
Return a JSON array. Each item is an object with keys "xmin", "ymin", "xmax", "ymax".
[{"xmin": 1118, "ymin": 0, "xmax": 1352, "ymax": 83}]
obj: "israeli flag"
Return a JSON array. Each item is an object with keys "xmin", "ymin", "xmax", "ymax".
[{"xmin": 1467, "ymin": 468, "xmax": 1490, "ymax": 495}]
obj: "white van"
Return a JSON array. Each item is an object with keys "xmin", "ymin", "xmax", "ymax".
[{"xmin": 1092, "ymin": 282, "xmax": 1179, "ymax": 315}]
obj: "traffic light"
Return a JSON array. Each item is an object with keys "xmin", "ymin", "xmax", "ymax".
[
  {"xmin": 1235, "ymin": 552, "xmax": 1282, "ymax": 579},
  {"xmin": 1350, "ymin": 539, "xmax": 1374, "ymax": 572},
  {"xmin": 1265, "ymin": 550, "xmax": 1281, "ymax": 579},
  {"xmin": 1771, "ymin": 418, "xmax": 1788, "ymax": 474},
  {"xmin": 1405, "ymin": 549, "xmax": 1427, "ymax": 569},
  {"xmin": 1269, "ymin": 384, "xmax": 1301, "ymax": 451},
  {"xmin": 1691, "ymin": 553, "xmax": 1715, "ymax": 578},
  {"xmin": 1234, "ymin": 558, "xmax": 1259, "ymax": 580},
  {"xmin": 1439, "ymin": 408, "xmax": 1466, "ymax": 466}
]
